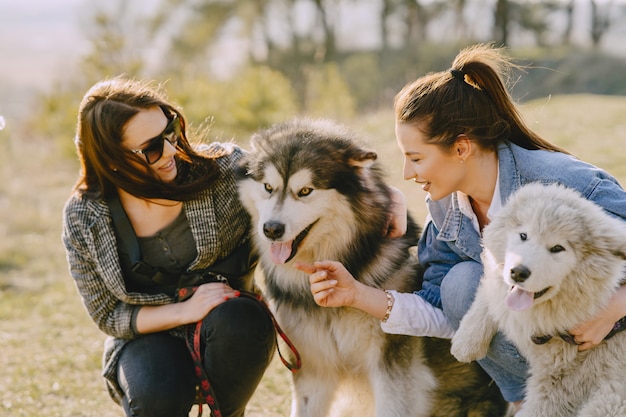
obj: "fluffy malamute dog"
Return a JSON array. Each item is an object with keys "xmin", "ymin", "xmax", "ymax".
[
  {"xmin": 451, "ymin": 183, "xmax": 626, "ymax": 417},
  {"xmin": 236, "ymin": 118, "xmax": 506, "ymax": 417}
]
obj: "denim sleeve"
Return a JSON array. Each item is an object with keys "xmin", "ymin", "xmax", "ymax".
[
  {"xmin": 588, "ymin": 178, "xmax": 626, "ymax": 222},
  {"xmin": 416, "ymin": 220, "xmax": 464, "ymax": 309}
]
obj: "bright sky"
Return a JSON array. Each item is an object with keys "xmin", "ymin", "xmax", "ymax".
[
  {"xmin": 0, "ymin": 0, "xmax": 88, "ymax": 84},
  {"xmin": 0, "ymin": 0, "xmax": 89, "ymax": 117}
]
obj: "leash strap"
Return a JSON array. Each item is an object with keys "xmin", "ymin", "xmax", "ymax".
[
  {"xmin": 238, "ymin": 291, "xmax": 302, "ymax": 373},
  {"xmin": 179, "ymin": 288, "xmax": 301, "ymax": 416},
  {"xmin": 185, "ymin": 319, "xmax": 220, "ymax": 417}
]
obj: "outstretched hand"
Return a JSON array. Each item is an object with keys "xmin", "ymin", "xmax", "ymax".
[{"xmin": 294, "ymin": 260, "xmax": 359, "ymax": 308}]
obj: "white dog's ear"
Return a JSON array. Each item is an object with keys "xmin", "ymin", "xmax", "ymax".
[
  {"xmin": 601, "ymin": 218, "xmax": 626, "ymax": 261},
  {"xmin": 589, "ymin": 213, "xmax": 626, "ymax": 261},
  {"xmin": 481, "ymin": 219, "xmax": 508, "ymax": 262}
]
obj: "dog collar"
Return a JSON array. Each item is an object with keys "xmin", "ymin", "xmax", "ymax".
[{"xmin": 531, "ymin": 316, "xmax": 626, "ymax": 345}]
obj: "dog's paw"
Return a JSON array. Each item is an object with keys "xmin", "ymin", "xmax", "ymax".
[{"xmin": 450, "ymin": 330, "xmax": 490, "ymax": 362}]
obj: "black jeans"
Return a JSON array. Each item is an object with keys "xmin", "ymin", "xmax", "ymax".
[{"xmin": 116, "ymin": 297, "xmax": 276, "ymax": 417}]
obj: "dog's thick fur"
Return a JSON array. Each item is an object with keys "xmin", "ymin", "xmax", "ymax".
[
  {"xmin": 236, "ymin": 118, "xmax": 506, "ymax": 417},
  {"xmin": 451, "ymin": 183, "xmax": 626, "ymax": 417}
]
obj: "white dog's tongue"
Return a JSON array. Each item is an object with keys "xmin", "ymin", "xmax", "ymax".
[
  {"xmin": 505, "ymin": 286, "xmax": 534, "ymax": 311},
  {"xmin": 269, "ymin": 241, "xmax": 294, "ymax": 264}
]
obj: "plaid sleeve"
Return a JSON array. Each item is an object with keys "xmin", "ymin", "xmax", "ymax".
[{"xmin": 61, "ymin": 196, "xmax": 167, "ymax": 339}]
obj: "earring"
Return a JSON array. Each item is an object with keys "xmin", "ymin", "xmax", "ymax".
[
  {"xmin": 412, "ymin": 177, "xmax": 419, "ymax": 183},
  {"xmin": 459, "ymin": 159, "xmax": 464, "ymax": 164}
]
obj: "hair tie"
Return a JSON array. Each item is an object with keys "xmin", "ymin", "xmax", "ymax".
[{"xmin": 450, "ymin": 68, "xmax": 465, "ymax": 82}]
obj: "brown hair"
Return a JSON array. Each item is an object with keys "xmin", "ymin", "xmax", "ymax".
[
  {"xmin": 394, "ymin": 43, "xmax": 568, "ymax": 154},
  {"xmin": 74, "ymin": 77, "xmax": 225, "ymax": 201}
]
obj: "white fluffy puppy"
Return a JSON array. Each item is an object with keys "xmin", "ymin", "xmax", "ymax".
[{"xmin": 451, "ymin": 183, "xmax": 626, "ymax": 417}]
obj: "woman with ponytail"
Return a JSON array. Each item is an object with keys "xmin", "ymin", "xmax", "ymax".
[{"xmin": 297, "ymin": 44, "xmax": 626, "ymax": 413}]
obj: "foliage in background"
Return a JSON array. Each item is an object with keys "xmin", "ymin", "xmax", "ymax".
[
  {"xmin": 167, "ymin": 65, "xmax": 300, "ymax": 141},
  {"xmin": 303, "ymin": 62, "xmax": 356, "ymax": 119},
  {"xmin": 25, "ymin": 0, "xmax": 626, "ymax": 155}
]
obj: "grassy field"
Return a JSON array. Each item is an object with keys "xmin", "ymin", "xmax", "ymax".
[{"xmin": 1, "ymin": 94, "xmax": 626, "ymax": 416}]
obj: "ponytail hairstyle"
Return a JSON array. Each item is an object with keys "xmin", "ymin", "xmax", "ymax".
[
  {"xmin": 394, "ymin": 43, "xmax": 568, "ymax": 154},
  {"xmin": 74, "ymin": 77, "xmax": 227, "ymax": 201}
]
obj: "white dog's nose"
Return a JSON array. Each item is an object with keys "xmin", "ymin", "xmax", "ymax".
[{"xmin": 510, "ymin": 265, "xmax": 531, "ymax": 283}]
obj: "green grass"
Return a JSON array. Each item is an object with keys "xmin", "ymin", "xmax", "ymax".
[{"xmin": 1, "ymin": 95, "xmax": 626, "ymax": 416}]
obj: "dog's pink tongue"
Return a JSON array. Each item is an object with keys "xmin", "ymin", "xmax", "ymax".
[
  {"xmin": 505, "ymin": 286, "xmax": 534, "ymax": 311},
  {"xmin": 269, "ymin": 241, "xmax": 294, "ymax": 264}
]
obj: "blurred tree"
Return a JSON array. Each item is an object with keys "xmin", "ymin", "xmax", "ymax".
[
  {"xmin": 80, "ymin": 1, "xmax": 147, "ymax": 83},
  {"xmin": 494, "ymin": 0, "xmax": 511, "ymax": 45},
  {"xmin": 590, "ymin": 0, "xmax": 612, "ymax": 47},
  {"xmin": 562, "ymin": 0, "xmax": 575, "ymax": 45},
  {"xmin": 517, "ymin": 1, "xmax": 560, "ymax": 47}
]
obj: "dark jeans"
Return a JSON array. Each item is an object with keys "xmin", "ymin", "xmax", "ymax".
[{"xmin": 117, "ymin": 297, "xmax": 276, "ymax": 417}]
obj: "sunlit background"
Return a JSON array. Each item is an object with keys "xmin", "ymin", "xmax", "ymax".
[
  {"xmin": 2, "ymin": 1, "xmax": 626, "ymax": 416},
  {"xmin": 3, "ymin": 0, "xmax": 626, "ymax": 135}
]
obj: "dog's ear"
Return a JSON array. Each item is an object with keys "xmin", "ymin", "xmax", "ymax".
[
  {"xmin": 346, "ymin": 146, "xmax": 377, "ymax": 169},
  {"xmin": 595, "ymin": 214, "xmax": 626, "ymax": 262},
  {"xmin": 234, "ymin": 157, "xmax": 251, "ymax": 180}
]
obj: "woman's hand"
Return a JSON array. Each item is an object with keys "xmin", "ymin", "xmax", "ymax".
[
  {"xmin": 180, "ymin": 282, "xmax": 240, "ymax": 323},
  {"xmin": 135, "ymin": 282, "xmax": 240, "ymax": 334},
  {"xmin": 295, "ymin": 260, "xmax": 391, "ymax": 321},
  {"xmin": 569, "ymin": 284, "xmax": 626, "ymax": 351},
  {"xmin": 294, "ymin": 260, "xmax": 359, "ymax": 308}
]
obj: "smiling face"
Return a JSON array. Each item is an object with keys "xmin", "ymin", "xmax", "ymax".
[
  {"xmin": 122, "ymin": 106, "xmax": 179, "ymax": 183},
  {"xmin": 395, "ymin": 121, "xmax": 466, "ymax": 201},
  {"xmin": 242, "ymin": 163, "xmax": 350, "ymax": 265}
]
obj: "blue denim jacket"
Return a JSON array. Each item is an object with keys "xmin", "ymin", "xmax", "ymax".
[{"xmin": 417, "ymin": 141, "xmax": 626, "ymax": 308}]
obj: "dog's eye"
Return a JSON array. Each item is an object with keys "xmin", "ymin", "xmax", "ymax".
[
  {"xmin": 263, "ymin": 183, "xmax": 273, "ymax": 194},
  {"xmin": 519, "ymin": 233, "xmax": 527, "ymax": 241},
  {"xmin": 298, "ymin": 187, "xmax": 313, "ymax": 197},
  {"xmin": 549, "ymin": 244, "xmax": 565, "ymax": 253}
]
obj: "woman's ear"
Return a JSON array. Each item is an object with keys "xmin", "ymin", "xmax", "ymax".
[{"xmin": 454, "ymin": 134, "xmax": 471, "ymax": 162}]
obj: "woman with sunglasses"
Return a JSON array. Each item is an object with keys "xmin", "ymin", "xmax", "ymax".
[{"xmin": 62, "ymin": 77, "xmax": 277, "ymax": 417}]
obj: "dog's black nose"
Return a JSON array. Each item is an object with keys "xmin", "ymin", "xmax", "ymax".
[
  {"xmin": 510, "ymin": 265, "xmax": 531, "ymax": 283},
  {"xmin": 263, "ymin": 221, "xmax": 285, "ymax": 239}
]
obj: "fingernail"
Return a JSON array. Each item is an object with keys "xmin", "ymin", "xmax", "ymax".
[
  {"xmin": 234, "ymin": 290, "xmax": 241, "ymax": 297},
  {"xmin": 223, "ymin": 296, "xmax": 229, "ymax": 301}
]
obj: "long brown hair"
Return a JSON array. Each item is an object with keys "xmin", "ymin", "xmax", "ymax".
[
  {"xmin": 74, "ymin": 77, "xmax": 225, "ymax": 201},
  {"xmin": 394, "ymin": 43, "xmax": 568, "ymax": 154}
]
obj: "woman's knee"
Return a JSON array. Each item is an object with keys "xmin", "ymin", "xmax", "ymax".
[
  {"xmin": 123, "ymin": 388, "xmax": 194, "ymax": 417},
  {"xmin": 440, "ymin": 260, "xmax": 483, "ymax": 328},
  {"xmin": 203, "ymin": 296, "xmax": 275, "ymax": 345},
  {"xmin": 117, "ymin": 334, "xmax": 196, "ymax": 417}
]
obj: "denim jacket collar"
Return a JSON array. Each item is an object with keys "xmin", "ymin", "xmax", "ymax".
[{"xmin": 496, "ymin": 141, "xmax": 522, "ymax": 204}]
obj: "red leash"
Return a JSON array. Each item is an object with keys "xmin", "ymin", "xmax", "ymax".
[
  {"xmin": 179, "ymin": 288, "xmax": 301, "ymax": 417},
  {"xmin": 240, "ymin": 292, "xmax": 302, "ymax": 373},
  {"xmin": 185, "ymin": 321, "xmax": 220, "ymax": 417}
]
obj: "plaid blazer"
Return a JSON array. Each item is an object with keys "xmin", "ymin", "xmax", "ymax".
[{"xmin": 61, "ymin": 143, "xmax": 252, "ymax": 403}]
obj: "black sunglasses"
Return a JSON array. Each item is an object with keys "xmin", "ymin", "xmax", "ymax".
[{"xmin": 130, "ymin": 114, "xmax": 181, "ymax": 165}]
